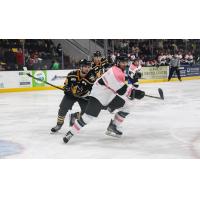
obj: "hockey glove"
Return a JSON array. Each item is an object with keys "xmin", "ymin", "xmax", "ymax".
[
  {"xmin": 130, "ymin": 89, "xmax": 145, "ymax": 100},
  {"xmin": 63, "ymin": 85, "xmax": 72, "ymax": 95}
]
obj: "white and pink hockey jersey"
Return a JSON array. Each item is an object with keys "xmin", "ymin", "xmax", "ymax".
[
  {"xmin": 91, "ymin": 65, "xmax": 133, "ymax": 106},
  {"xmin": 99, "ymin": 65, "xmax": 126, "ymax": 93},
  {"xmin": 128, "ymin": 64, "xmax": 142, "ymax": 79}
]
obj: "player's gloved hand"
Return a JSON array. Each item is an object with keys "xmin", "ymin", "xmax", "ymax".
[
  {"xmin": 63, "ymin": 85, "xmax": 71, "ymax": 95},
  {"xmin": 128, "ymin": 89, "xmax": 145, "ymax": 100},
  {"xmin": 133, "ymin": 89, "xmax": 145, "ymax": 99},
  {"xmin": 135, "ymin": 71, "xmax": 142, "ymax": 79}
]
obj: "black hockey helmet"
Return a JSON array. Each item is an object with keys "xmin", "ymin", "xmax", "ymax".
[
  {"xmin": 79, "ymin": 59, "xmax": 91, "ymax": 67},
  {"xmin": 117, "ymin": 54, "xmax": 129, "ymax": 62},
  {"xmin": 93, "ymin": 51, "xmax": 102, "ymax": 57}
]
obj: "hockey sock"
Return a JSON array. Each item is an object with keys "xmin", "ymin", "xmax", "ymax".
[
  {"xmin": 57, "ymin": 115, "xmax": 65, "ymax": 125},
  {"xmin": 70, "ymin": 114, "xmax": 95, "ymax": 134},
  {"xmin": 113, "ymin": 111, "xmax": 129, "ymax": 127}
]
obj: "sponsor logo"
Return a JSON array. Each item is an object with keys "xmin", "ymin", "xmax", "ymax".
[
  {"xmin": 18, "ymin": 71, "xmax": 31, "ymax": 87},
  {"xmin": 34, "ymin": 71, "xmax": 46, "ymax": 84},
  {"xmin": 51, "ymin": 75, "xmax": 67, "ymax": 81},
  {"xmin": 32, "ymin": 70, "xmax": 47, "ymax": 87},
  {"xmin": 20, "ymin": 82, "xmax": 31, "ymax": 86}
]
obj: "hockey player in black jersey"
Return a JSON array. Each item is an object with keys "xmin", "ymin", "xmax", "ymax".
[
  {"xmin": 91, "ymin": 51, "xmax": 110, "ymax": 77},
  {"xmin": 51, "ymin": 59, "xmax": 95, "ymax": 133},
  {"xmin": 69, "ymin": 51, "xmax": 111, "ymax": 126}
]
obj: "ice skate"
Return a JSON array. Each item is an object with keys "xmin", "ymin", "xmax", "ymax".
[
  {"xmin": 51, "ymin": 124, "xmax": 63, "ymax": 134},
  {"xmin": 105, "ymin": 119, "xmax": 123, "ymax": 138},
  {"xmin": 63, "ymin": 131, "xmax": 74, "ymax": 143}
]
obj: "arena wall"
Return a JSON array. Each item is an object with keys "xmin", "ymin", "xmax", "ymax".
[{"xmin": 1, "ymin": 66, "xmax": 200, "ymax": 93}]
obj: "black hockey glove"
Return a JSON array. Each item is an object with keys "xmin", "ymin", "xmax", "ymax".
[
  {"xmin": 63, "ymin": 85, "xmax": 72, "ymax": 95},
  {"xmin": 135, "ymin": 71, "xmax": 142, "ymax": 79},
  {"xmin": 131, "ymin": 89, "xmax": 145, "ymax": 100}
]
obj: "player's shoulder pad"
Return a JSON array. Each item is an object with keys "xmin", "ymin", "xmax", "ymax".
[
  {"xmin": 67, "ymin": 69, "xmax": 80, "ymax": 77},
  {"xmin": 84, "ymin": 71, "xmax": 96, "ymax": 83}
]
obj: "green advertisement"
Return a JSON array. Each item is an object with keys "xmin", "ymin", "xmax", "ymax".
[{"xmin": 32, "ymin": 70, "xmax": 47, "ymax": 87}]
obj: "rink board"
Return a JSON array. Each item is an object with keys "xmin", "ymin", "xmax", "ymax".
[{"xmin": 1, "ymin": 67, "xmax": 200, "ymax": 93}]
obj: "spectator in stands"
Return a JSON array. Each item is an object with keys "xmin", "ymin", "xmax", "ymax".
[
  {"xmin": 4, "ymin": 48, "xmax": 17, "ymax": 70},
  {"xmin": 16, "ymin": 48, "xmax": 24, "ymax": 69},
  {"xmin": 111, "ymin": 52, "xmax": 116, "ymax": 63},
  {"xmin": 177, "ymin": 51, "xmax": 183, "ymax": 60},
  {"xmin": 139, "ymin": 58, "xmax": 145, "ymax": 66},
  {"xmin": 158, "ymin": 52, "xmax": 166, "ymax": 66},
  {"xmin": 166, "ymin": 52, "xmax": 172, "ymax": 65},
  {"xmin": 0, "ymin": 61, "xmax": 6, "ymax": 70},
  {"xmin": 184, "ymin": 52, "xmax": 194, "ymax": 65},
  {"xmin": 56, "ymin": 43, "xmax": 62, "ymax": 57},
  {"xmin": 130, "ymin": 53, "xmax": 136, "ymax": 61},
  {"xmin": 51, "ymin": 60, "xmax": 60, "ymax": 70}
]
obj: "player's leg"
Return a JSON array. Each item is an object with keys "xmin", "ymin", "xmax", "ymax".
[
  {"xmin": 63, "ymin": 83, "xmax": 116, "ymax": 143},
  {"xmin": 51, "ymin": 95, "xmax": 76, "ymax": 133},
  {"xmin": 175, "ymin": 67, "xmax": 182, "ymax": 81},
  {"xmin": 106, "ymin": 90, "xmax": 145, "ymax": 137},
  {"xmin": 63, "ymin": 96, "xmax": 103, "ymax": 143},
  {"xmin": 168, "ymin": 67, "xmax": 175, "ymax": 81},
  {"xmin": 69, "ymin": 97, "xmax": 89, "ymax": 127},
  {"xmin": 106, "ymin": 95, "xmax": 126, "ymax": 113},
  {"xmin": 106, "ymin": 97, "xmax": 130, "ymax": 137}
]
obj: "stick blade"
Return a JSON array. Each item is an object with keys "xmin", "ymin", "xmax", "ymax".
[{"xmin": 158, "ymin": 88, "xmax": 164, "ymax": 100}]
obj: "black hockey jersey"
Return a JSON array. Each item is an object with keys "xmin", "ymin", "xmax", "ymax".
[
  {"xmin": 91, "ymin": 58, "xmax": 110, "ymax": 78},
  {"xmin": 64, "ymin": 69, "xmax": 96, "ymax": 97}
]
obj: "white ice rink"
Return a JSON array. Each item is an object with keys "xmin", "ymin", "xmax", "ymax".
[{"xmin": 1, "ymin": 80, "xmax": 200, "ymax": 158}]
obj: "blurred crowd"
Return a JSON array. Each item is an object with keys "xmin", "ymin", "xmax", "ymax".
[
  {"xmin": 0, "ymin": 39, "xmax": 65, "ymax": 71},
  {"xmin": 107, "ymin": 39, "xmax": 197, "ymax": 67},
  {"xmin": 0, "ymin": 39, "xmax": 200, "ymax": 71}
]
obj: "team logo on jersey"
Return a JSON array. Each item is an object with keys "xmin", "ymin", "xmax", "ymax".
[
  {"xmin": 82, "ymin": 81, "xmax": 87, "ymax": 85},
  {"xmin": 71, "ymin": 78, "xmax": 77, "ymax": 82},
  {"xmin": 90, "ymin": 75, "xmax": 95, "ymax": 81}
]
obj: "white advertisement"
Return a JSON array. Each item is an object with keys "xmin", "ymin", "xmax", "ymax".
[
  {"xmin": 47, "ymin": 70, "xmax": 72, "ymax": 86},
  {"xmin": 141, "ymin": 66, "xmax": 169, "ymax": 79},
  {"xmin": 18, "ymin": 71, "xmax": 32, "ymax": 87},
  {"xmin": 0, "ymin": 70, "xmax": 71, "ymax": 90},
  {"xmin": 0, "ymin": 71, "xmax": 32, "ymax": 89},
  {"xmin": 0, "ymin": 71, "xmax": 19, "ymax": 88}
]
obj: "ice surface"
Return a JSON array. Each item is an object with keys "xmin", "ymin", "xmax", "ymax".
[{"xmin": 1, "ymin": 80, "xmax": 200, "ymax": 158}]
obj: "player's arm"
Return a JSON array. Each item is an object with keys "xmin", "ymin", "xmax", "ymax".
[
  {"xmin": 101, "ymin": 68, "xmax": 145, "ymax": 100},
  {"xmin": 63, "ymin": 71, "xmax": 78, "ymax": 95}
]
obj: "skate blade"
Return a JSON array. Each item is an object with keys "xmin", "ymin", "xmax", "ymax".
[
  {"xmin": 105, "ymin": 131, "xmax": 122, "ymax": 138},
  {"xmin": 50, "ymin": 131, "xmax": 62, "ymax": 135}
]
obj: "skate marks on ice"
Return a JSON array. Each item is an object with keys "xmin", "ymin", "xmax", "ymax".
[
  {"xmin": 170, "ymin": 127, "xmax": 200, "ymax": 158},
  {"xmin": 140, "ymin": 81, "xmax": 200, "ymax": 158}
]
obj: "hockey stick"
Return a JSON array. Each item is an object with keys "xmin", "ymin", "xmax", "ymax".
[
  {"xmin": 26, "ymin": 73, "xmax": 64, "ymax": 91},
  {"xmin": 145, "ymin": 88, "xmax": 164, "ymax": 100},
  {"xmin": 23, "ymin": 67, "xmax": 64, "ymax": 91},
  {"xmin": 23, "ymin": 67, "xmax": 88, "ymax": 101}
]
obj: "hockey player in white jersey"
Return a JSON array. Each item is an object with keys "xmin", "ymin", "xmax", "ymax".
[
  {"xmin": 128, "ymin": 59, "xmax": 142, "ymax": 88},
  {"xmin": 104, "ymin": 58, "xmax": 143, "ymax": 114},
  {"xmin": 63, "ymin": 55, "xmax": 145, "ymax": 143}
]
